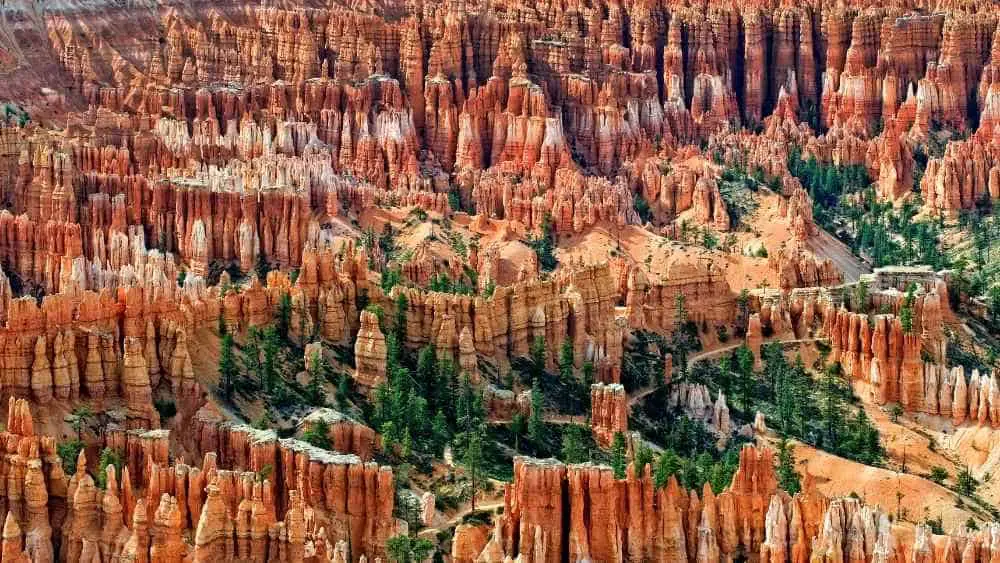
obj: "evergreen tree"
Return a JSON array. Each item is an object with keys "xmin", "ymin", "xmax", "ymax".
[
  {"xmin": 818, "ymin": 364, "xmax": 846, "ymax": 448},
  {"xmin": 463, "ymin": 427, "xmax": 485, "ymax": 511},
  {"xmin": 735, "ymin": 345, "xmax": 755, "ymax": 412},
  {"xmin": 261, "ymin": 326, "xmax": 280, "ymax": 393},
  {"xmin": 671, "ymin": 295, "xmax": 696, "ymax": 376},
  {"xmin": 255, "ymin": 254, "xmax": 271, "ymax": 285},
  {"xmin": 482, "ymin": 278, "xmax": 496, "ymax": 298},
  {"xmin": 95, "ymin": 447, "xmax": 124, "ymax": 489},
  {"xmin": 842, "ymin": 409, "xmax": 883, "ymax": 464},
  {"xmin": 385, "ymin": 535, "xmax": 434, "ymax": 563},
  {"xmin": 275, "ymin": 292, "xmax": 292, "ymax": 339},
  {"xmin": 558, "ymin": 338, "xmax": 584, "ymax": 410},
  {"xmin": 855, "ymin": 279, "xmax": 870, "ymax": 313},
  {"xmin": 900, "ymin": 282, "xmax": 917, "ymax": 334},
  {"xmin": 416, "ymin": 345, "xmax": 438, "ymax": 404},
  {"xmin": 528, "ymin": 213, "xmax": 558, "ymax": 271},
  {"xmin": 302, "ymin": 420, "xmax": 332, "ymax": 450},
  {"xmin": 634, "ymin": 441, "xmax": 654, "ymax": 475},
  {"xmin": 336, "ymin": 374, "xmax": 351, "ymax": 409},
  {"xmin": 582, "ymin": 361, "xmax": 595, "ymax": 407},
  {"xmin": 394, "ymin": 292, "xmax": 409, "ymax": 342},
  {"xmin": 528, "ymin": 379, "xmax": 544, "ymax": 444},
  {"xmin": 511, "ymin": 413, "xmax": 527, "ymax": 453},
  {"xmin": 774, "ymin": 355, "xmax": 798, "ymax": 433},
  {"xmin": 437, "ymin": 357, "xmax": 458, "ymax": 422},
  {"xmin": 736, "ymin": 289, "xmax": 751, "ymax": 335},
  {"xmin": 776, "ymin": 439, "xmax": 801, "ymax": 494},
  {"xmin": 305, "ymin": 371, "xmax": 325, "ymax": 407},
  {"xmin": 654, "ymin": 450, "xmax": 682, "ymax": 488},
  {"xmin": 244, "ymin": 327, "xmax": 263, "ymax": 381},
  {"xmin": 381, "ymin": 267, "xmax": 403, "ymax": 293},
  {"xmin": 430, "ymin": 410, "xmax": 449, "ymax": 456},
  {"xmin": 957, "ymin": 466, "xmax": 978, "ymax": 496},
  {"xmin": 530, "ymin": 335, "xmax": 547, "ymax": 379},
  {"xmin": 610, "ymin": 432, "xmax": 627, "ymax": 479},
  {"xmin": 560, "ymin": 425, "xmax": 589, "ymax": 463},
  {"xmin": 218, "ymin": 308, "xmax": 227, "ymax": 336},
  {"xmin": 717, "ymin": 355, "xmax": 733, "ymax": 398},
  {"xmin": 899, "ymin": 304, "xmax": 914, "ymax": 334},
  {"xmin": 305, "ymin": 349, "xmax": 328, "ymax": 406},
  {"xmin": 455, "ymin": 373, "xmax": 485, "ymax": 455},
  {"xmin": 218, "ymin": 333, "xmax": 238, "ymax": 401},
  {"xmin": 558, "ymin": 338, "xmax": 574, "ymax": 385}
]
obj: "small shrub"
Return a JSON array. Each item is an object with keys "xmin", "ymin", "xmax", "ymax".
[
  {"xmin": 928, "ymin": 466, "xmax": 948, "ymax": 484},
  {"xmin": 95, "ymin": 448, "xmax": 124, "ymax": 489},
  {"xmin": 303, "ymin": 419, "xmax": 333, "ymax": 450},
  {"xmin": 924, "ymin": 515, "xmax": 944, "ymax": 535},
  {"xmin": 715, "ymin": 325, "xmax": 729, "ymax": 343},
  {"xmin": 57, "ymin": 439, "xmax": 85, "ymax": 475}
]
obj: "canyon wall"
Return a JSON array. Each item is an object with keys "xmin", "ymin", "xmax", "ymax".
[{"xmin": 459, "ymin": 444, "xmax": 1000, "ymax": 563}]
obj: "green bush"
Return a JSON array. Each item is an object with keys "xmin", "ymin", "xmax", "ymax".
[{"xmin": 57, "ymin": 439, "xmax": 85, "ymax": 475}]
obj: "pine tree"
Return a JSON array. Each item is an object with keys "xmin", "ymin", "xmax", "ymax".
[
  {"xmin": 417, "ymin": 345, "xmax": 438, "ymax": 398},
  {"xmin": 244, "ymin": 327, "xmax": 262, "ymax": 381},
  {"xmin": 336, "ymin": 374, "xmax": 351, "ymax": 409},
  {"xmin": 654, "ymin": 450, "xmax": 682, "ymax": 488},
  {"xmin": 900, "ymin": 305, "xmax": 914, "ymax": 333},
  {"xmin": 255, "ymin": 254, "xmax": 271, "ymax": 285},
  {"xmin": 261, "ymin": 327, "xmax": 280, "ymax": 393},
  {"xmin": 437, "ymin": 357, "xmax": 458, "ymax": 422},
  {"xmin": 560, "ymin": 425, "xmax": 589, "ymax": 463},
  {"xmin": 735, "ymin": 345, "xmax": 755, "ymax": 412},
  {"xmin": 430, "ymin": 410, "xmax": 449, "ymax": 456},
  {"xmin": 528, "ymin": 379, "xmax": 544, "ymax": 444},
  {"xmin": 558, "ymin": 338, "xmax": 583, "ymax": 410},
  {"xmin": 95, "ymin": 447, "xmax": 123, "ymax": 489},
  {"xmin": 305, "ymin": 349, "xmax": 328, "ymax": 406},
  {"xmin": 218, "ymin": 333, "xmax": 238, "ymax": 401},
  {"xmin": 671, "ymin": 295, "xmax": 696, "ymax": 376},
  {"xmin": 530, "ymin": 335, "xmax": 546, "ymax": 379},
  {"xmin": 385, "ymin": 535, "xmax": 434, "ymax": 563},
  {"xmin": 511, "ymin": 413, "xmax": 526, "ymax": 453},
  {"xmin": 634, "ymin": 441, "xmax": 654, "ymax": 475},
  {"xmin": 957, "ymin": 466, "xmax": 978, "ymax": 496},
  {"xmin": 305, "ymin": 372, "xmax": 325, "ymax": 407},
  {"xmin": 275, "ymin": 292, "xmax": 292, "ymax": 338},
  {"xmin": 582, "ymin": 362, "xmax": 595, "ymax": 409},
  {"xmin": 558, "ymin": 338, "xmax": 574, "ymax": 385},
  {"xmin": 302, "ymin": 419, "xmax": 332, "ymax": 450},
  {"xmin": 736, "ymin": 289, "xmax": 751, "ymax": 335},
  {"xmin": 394, "ymin": 292, "xmax": 409, "ymax": 342},
  {"xmin": 776, "ymin": 439, "xmax": 801, "ymax": 494},
  {"xmin": 855, "ymin": 279, "xmax": 870, "ymax": 312},
  {"xmin": 900, "ymin": 283, "xmax": 917, "ymax": 334},
  {"xmin": 610, "ymin": 432, "xmax": 627, "ymax": 479},
  {"xmin": 463, "ymin": 427, "xmax": 485, "ymax": 512},
  {"xmin": 818, "ymin": 364, "xmax": 846, "ymax": 448},
  {"xmin": 455, "ymin": 373, "xmax": 484, "ymax": 456},
  {"xmin": 774, "ymin": 358, "xmax": 796, "ymax": 433},
  {"xmin": 717, "ymin": 355, "xmax": 733, "ymax": 398}
]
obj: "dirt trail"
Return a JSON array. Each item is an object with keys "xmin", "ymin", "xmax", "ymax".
[{"xmin": 627, "ymin": 338, "xmax": 825, "ymax": 407}]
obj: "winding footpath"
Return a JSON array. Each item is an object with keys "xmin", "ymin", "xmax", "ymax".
[{"xmin": 628, "ymin": 337, "xmax": 828, "ymax": 407}]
